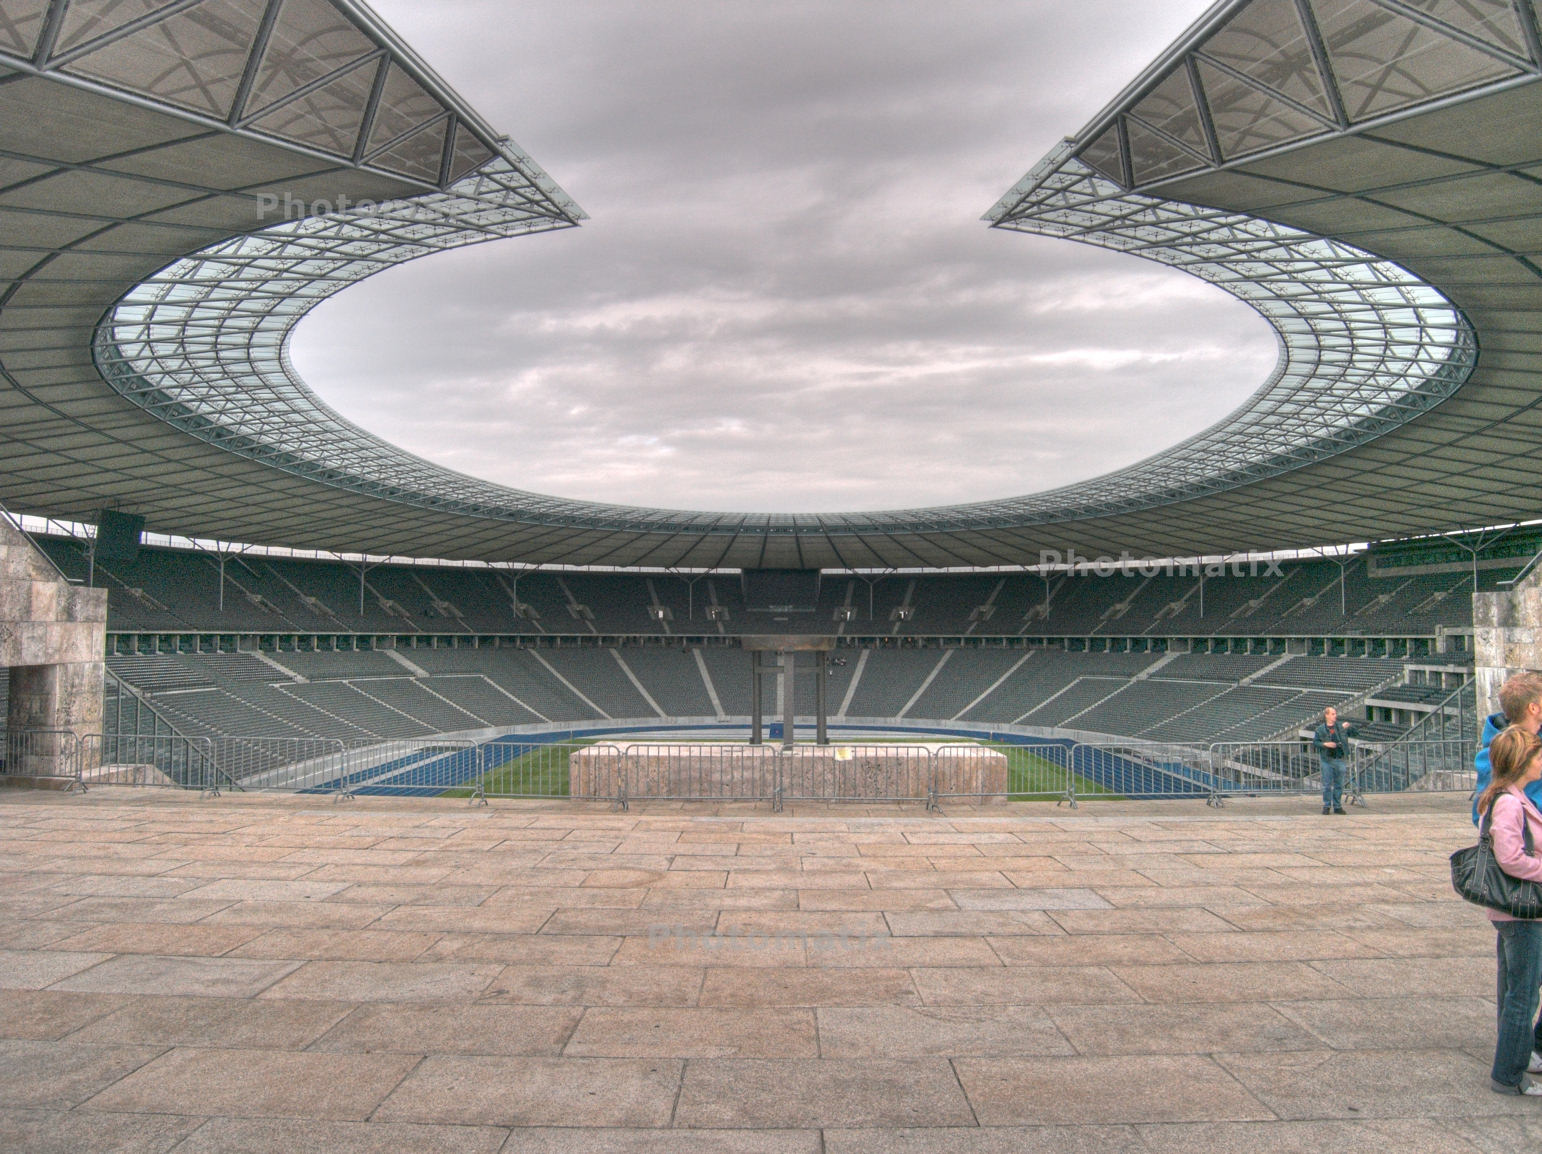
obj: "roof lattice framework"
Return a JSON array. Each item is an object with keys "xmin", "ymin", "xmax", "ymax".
[{"xmin": 1, "ymin": 0, "xmax": 1541, "ymax": 568}]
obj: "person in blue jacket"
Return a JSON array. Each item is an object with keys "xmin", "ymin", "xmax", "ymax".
[{"xmin": 1474, "ymin": 672, "xmax": 1542, "ymax": 827}]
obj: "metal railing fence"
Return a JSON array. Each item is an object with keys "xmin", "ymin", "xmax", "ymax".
[
  {"xmin": 2, "ymin": 728, "xmax": 82, "ymax": 786},
  {"xmin": 1351, "ymin": 738, "xmax": 1474, "ymax": 796},
  {"xmin": 612, "ymin": 742, "xmax": 778, "ymax": 805},
  {"xmin": 83, "ymin": 733, "xmax": 219, "ymax": 791},
  {"xmin": 332, "ymin": 739, "xmax": 477, "ymax": 798},
  {"xmin": 3, "ymin": 729, "xmax": 1485, "ymax": 808},
  {"xmin": 930, "ymin": 738, "xmax": 1075, "ymax": 805},
  {"xmin": 779, "ymin": 744, "xmax": 933, "ymax": 804},
  {"xmin": 1070, "ymin": 741, "xmax": 1218, "ymax": 802},
  {"xmin": 1209, "ymin": 740, "xmax": 1319, "ymax": 799}
]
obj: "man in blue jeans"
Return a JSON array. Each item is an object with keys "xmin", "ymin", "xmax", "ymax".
[{"xmin": 1312, "ymin": 706, "xmax": 1356, "ymax": 814}]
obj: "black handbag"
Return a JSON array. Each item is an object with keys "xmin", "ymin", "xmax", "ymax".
[{"xmin": 1451, "ymin": 805, "xmax": 1542, "ymax": 919}]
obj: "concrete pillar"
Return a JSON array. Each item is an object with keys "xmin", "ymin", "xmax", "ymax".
[
  {"xmin": 1, "ymin": 518, "xmax": 107, "ymax": 778},
  {"xmin": 1473, "ymin": 567, "xmax": 1542, "ymax": 719},
  {"xmin": 781, "ymin": 650, "xmax": 796, "ymax": 750}
]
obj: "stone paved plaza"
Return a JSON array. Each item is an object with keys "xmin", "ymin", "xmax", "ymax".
[{"xmin": 0, "ymin": 788, "xmax": 1536, "ymax": 1153}]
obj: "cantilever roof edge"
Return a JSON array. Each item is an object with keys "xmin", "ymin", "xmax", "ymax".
[{"xmin": 3, "ymin": 0, "xmax": 1541, "ymax": 568}]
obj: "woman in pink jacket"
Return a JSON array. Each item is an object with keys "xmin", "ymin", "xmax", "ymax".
[{"xmin": 1479, "ymin": 725, "xmax": 1542, "ymax": 1095}]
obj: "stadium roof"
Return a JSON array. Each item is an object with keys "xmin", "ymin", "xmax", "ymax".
[{"xmin": 1, "ymin": 0, "xmax": 1540, "ymax": 569}]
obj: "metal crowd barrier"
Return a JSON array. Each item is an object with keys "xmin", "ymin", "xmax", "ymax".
[
  {"xmin": 1350, "ymin": 738, "xmax": 1474, "ymax": 796},
  {"xmin": 218, "ymin": 737, "xmax": 348, "ymax": 794},
  {"xmin": 1069, "ymin": 741, "xmax": 1218, "ymax": 803},
  {"xmin": 470, "ymin": 737, "xmax": 593, "ymax": 802},
  {"xmin": 779, "ymin": 744, "xmax": 933, "ymax": 805},
  {"xmin": 927, "ymin": 739, "xmax": 1075, "ymax": 806},
  {"xmin": 615, "ymin": 742, "xmax": 779, "ymax": 805},
  {"xmin": 1208, "ymin": 738, "xmax": 1476, "ymax": 806},
  {"xmin": 1208, "ymin": 740, "xmax": 1319, "ymax": 800},
  {"xmin": 83, "ymin": 733, "xmax": 220, "ymax": 792},
  {"xmin": 23, "ymin": 731, "xmax": 1486, "ymax": 808},
  {"xmin": 2, "ymin": 728, "xmax": 82, "ymax": 786}
]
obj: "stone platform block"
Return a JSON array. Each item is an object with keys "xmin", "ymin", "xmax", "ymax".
[{"xmin": 569, "ymin": 742, "xmax": 1008, "ymax": 802}]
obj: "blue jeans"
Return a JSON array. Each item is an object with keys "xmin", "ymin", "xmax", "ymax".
[
  {"xmin": 1319, "ymin": 754, "xmax": 1345, "ymax": 808},
  {"xmin": 1494, "ymin": 919, "xmax": 1542, "ymax": 1086}
]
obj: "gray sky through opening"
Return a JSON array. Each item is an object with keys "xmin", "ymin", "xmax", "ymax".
[{"xmin": 289, "ymin": 0, "xmax": 1275, "ymax": 514}]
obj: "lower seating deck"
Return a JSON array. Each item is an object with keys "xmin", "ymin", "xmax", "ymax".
[{"xmin": 96, "ymin": 644, "xmax": 1442, "ymax": 750}]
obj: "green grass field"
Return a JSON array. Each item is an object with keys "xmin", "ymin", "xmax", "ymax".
[{"xmin": 445, "ymin": 737, "xmax": 1121, "ymax": 801}]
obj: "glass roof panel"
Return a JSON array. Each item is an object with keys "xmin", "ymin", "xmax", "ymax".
[
  {"xmin": 1200, "ymin": 0, "xmax": 1333, "ymax": 117},
  {"xmin": 1196, "ymin": 57, "xmax": 1331, "ymax": 157},
  {"xmin": 1309, "ymin": 0, "xmax": 1521, "ymax": 121},
  {"xmin": 62, "ymin": 0, "xmax": 263, "ymax": 117},
  {"xmin": 0, "ymin": 0, "xmax": 50, "ymax": 56},
  {"xmin": 368, "ymin": 114, "xmax": 448, "ymax": 182},
  {"xmin": 1130, "ymin": 66, "xmax": 1211, "ymax": 156},
  {"xmin": 246, "ymin": 54, "xmax": 377, "ymax": 155},
  {"xmin": 1125, "ymin": 115, "xmax": 1206, "ymax": 183},
  {"xmin": 1396, "ymin": 0, "xmax": 1531, "ymax": 59},
  {"xmin": 1077, "ymin": 124, "xmax": 1125, "ymax": 184},
  {"xmin": 55, "ymin": 0, "xmax": 181, "ymax": 55},
  {"xmin": 365, "ymin": 61, "xmax": 444, "ymax": 154},
  {"xmin": 245, "ymin": 0, "xmax": 378, "ymax": 115},
  {"xmin": 447, "ymin": 121, "xmax": 496, "ymax": 180}
]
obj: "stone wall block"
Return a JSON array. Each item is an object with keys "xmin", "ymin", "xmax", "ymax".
[
  {"xmin": 0, "ymin": 522, "xmax": 60, "ymax": 583},
  {"xmin": 27, "ymin": 580, "xmax": 59, "ymax": 623},
  {"xmin": 54, "ymin": 660, "xmax": 104, "ymax": 730},
  {"xmin": 0, "ymin": 542, "xmax": 32, "ymax": 582},
  {"xmin": 1474, "ymin": 589, "xmax": 1542, "ymax": 631},
  {"xmin": 11, "ymin": 622, "xmax": 52, "ymax": 667},
  {"xmin": 0, "ymin": 578, "xmax": 30, "ymax": 621},
  {"xmin": 63, "ymin": 585, "xmax": 108, "ymax": 622}
]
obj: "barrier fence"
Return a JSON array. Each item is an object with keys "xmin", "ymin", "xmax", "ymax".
[
  {"xmin": 85, "ymin": 733, "xmax": 219, "ymax": 791},
  {"xmin": 612, "ymin": 743, "xmax": 778, "ymax": 804},
  {"xmin": 3, "ymin": 729, "xmax": 81, "ymax": 783},
  {"xmin": 0, "ymin": 729, "xmax": 1484, "ymax": 807}
]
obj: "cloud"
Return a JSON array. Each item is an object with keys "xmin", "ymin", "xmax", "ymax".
[{"xmin": 290, "ymin": 0, "xmax": 1274, "ymax": 514}]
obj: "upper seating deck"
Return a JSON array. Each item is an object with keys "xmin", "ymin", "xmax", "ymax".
[{"xmin": 38, "ymin": 538, "xmax": 1481, "ymax": 643}]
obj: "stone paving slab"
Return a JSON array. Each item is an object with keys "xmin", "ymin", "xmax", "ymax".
[
  {"xmin": 0, "ymin": 1107, "xmax": 203, "ymax": 1154},
  {"xmin": 675, "ymin": 1056, "xmax": 975, "ymax": 1128},
  {"xmin": 84, "ymin": 1046, "xmax": 422, "ymax": 1120},
  {"xmin": 0, "ymin": 947, "xmax": 111, "ymax": 988},
  {"xmin": 565, "ymin": 1007, "xmax": 818, "ymax": 1058},
  {"xmin": 510, "ymin": 1128, "xmax": 821, "ymax": 1153},
  {"xmin": 67, "ymin": 994, "xmax": 352, "ymax": 1049},
  {"xmin": 307, "ymin": 1003, "xmax": 582, "ymax": 1056},
  {"xmin": 953, "ymin": 1054, "xmax": 1273, "ymax": 1125},
  {"xmin": 51, "ymin": 954, "xmax": 300, "ymax": 998},
  {"xmin": 373, "ymin": 1055, "xmax": 683, "ymax": 1127},
  {"xmin": 167, "ymin": 1117, "xmax": 511, "ymax": 1154},
  {"xmin": 815, "ymin": 1004, "xmax": 1074, "ymax": 1058},
  {"xmin": 0, "ymin": 989, "xmax": 122, "ymax": 1040},
  {"xmin": 0, "ymin": 1039, "xmax": 165, "ymax": 1110},
  {"xmin": 0, "ymin": 789, "xmax": 1536, "ymax": 1150}
]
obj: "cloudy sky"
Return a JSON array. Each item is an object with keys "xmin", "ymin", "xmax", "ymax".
[{"xmin": 290, "ymin": 0, "xmax": 1276, "ymax": 514}]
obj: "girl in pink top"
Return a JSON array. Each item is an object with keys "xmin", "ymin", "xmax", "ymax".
[{"xmin": 1477, "ymin": 725, "xmax": 1542, "ymax": 1094}]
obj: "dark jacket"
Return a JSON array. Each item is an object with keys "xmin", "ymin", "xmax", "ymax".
[
  {"xmin": 1472, "ymin": 711, "xmax": 1542, "ymax": 826},
  {"xmin": 1312, "ymin": 719, "xmax": 1356, "ymax": 759}
]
